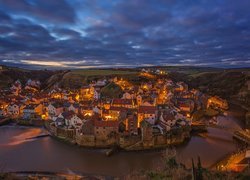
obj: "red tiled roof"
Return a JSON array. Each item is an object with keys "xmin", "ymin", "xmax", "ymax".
[
  {"xmin": 112, "ymin": 98, "xmax": 132, "ymax": 105},
  {"xmin": 109, "ymin": 106, "xmax": 127, "ymax": 112},
  {"xmin": 138, "ymin": 106, "xmax": 156, "ymax": 114}
]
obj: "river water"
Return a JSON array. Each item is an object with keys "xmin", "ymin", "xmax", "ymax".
[{"xmin": 0, "ymin": 106, "xmax": 246, "ymax": 176}]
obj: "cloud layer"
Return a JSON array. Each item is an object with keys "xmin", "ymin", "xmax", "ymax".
[{"xmin": 0, "ymin": 0, "xmax": 249, "ymax": 69}]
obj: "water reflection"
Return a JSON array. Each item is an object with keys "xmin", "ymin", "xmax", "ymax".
[
  {"xmin": 0, "ymin": 107, "xmax": 246, "ymax": 176},
  {"xmin": 0, "ymin": 127, "xmax": 43, "ymax": 146}
]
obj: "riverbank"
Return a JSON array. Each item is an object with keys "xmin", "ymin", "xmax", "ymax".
[
  {"xmin": 0, "ymin": 118, "xmax": 12, "ymax": 126},
  {"xmin": 211, "ymin": 149, "xmax": 247, "ymax": 172},
  {"xmin": 17, "ymin": 119, "xmax": 45, "ymax": 127},
  {"xmin": 229, "ymin": 101, "xmax": 249, "ymax": 128},
  {"xmin": 1, "ymin": 171, "xmax": 112, "ymax": 179},
  {"xmin": 0, "ymin": 124, "xmax": 241, "ymax": 176}
]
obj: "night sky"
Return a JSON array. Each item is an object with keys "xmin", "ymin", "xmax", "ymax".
[{"xmin": 0, "ymin": 0, "xmax": 250, "ymax": 69}]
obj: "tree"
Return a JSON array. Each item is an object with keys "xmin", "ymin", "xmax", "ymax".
[
  {"xmin": 196, "ymin": 156, "xmax": 203, "ymax": 180},
  {"xmin": 192, "ymin": 158, "xmax": 196, "ymax": 180}
]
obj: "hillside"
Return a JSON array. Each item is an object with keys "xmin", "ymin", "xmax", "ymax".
[
  {"xmin": 0, "ymin": 66, "xmax": 57, "ymax": 89},
  {"xmin": 168, "ymin": 68, "xmax": 250, "ymax": 125},
  {"xmin": 1, "ymin": 65, "xmax": 249, "ymax": 104},
  {"xmin": 45, "ymin": 69, "xmax": 139, "ymax": 89},
  {"xmin": 100, "ymin": 82, "xmax": 123, "ymax": 99}
]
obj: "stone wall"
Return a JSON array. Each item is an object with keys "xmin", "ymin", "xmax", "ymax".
[
  {"xmin": 47, "ymin": 124, "xmax": 191, "ymax": 150},
  {"xmin": 119, "ymin": 136, "xmax": 141, "ymax": 148},
  {"xmin": 122, "ymin": 131, "xmax": 190, "ymax": 150},
  {"xmin": 75, "ymin": 134, "xmax": 117, "ymax": 147},
  {"xmin": 76, "ymin": 134, "xmax": 95, "ymax": 147},
  {"xmin": 56, "ymin": 127, "xmax": 76, "ymax": 139}
]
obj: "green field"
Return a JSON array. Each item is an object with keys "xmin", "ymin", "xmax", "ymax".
[{"xmin": 71, "ymin": 69, "xmax": 138, "ymax": 76}]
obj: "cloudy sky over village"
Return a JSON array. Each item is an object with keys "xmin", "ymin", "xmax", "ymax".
[{"xmin": 0, "ymin": 0, "xmax": 250, "ymax": 69}]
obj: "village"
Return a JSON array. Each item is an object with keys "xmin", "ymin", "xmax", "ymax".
[{"xmin": 0, "ymin": 69, "xmax": 229, "ymax": 150}]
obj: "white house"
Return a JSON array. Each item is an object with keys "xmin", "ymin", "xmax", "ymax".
[
  {"xmin": 59, "ymin": 111, "xmax": 85, "ymax": 129},
  {"xmin": 7, "ymin": 104, "xmax": 20, "ymax": 117},
  {"xmin": 48, "ymin": 103, "xmax": 64, "ymax": 118},
  {"xmin": 0, "ymin": 108, "xmax": 7, "ymax": 117},
  {"xmin": 94, "ymin": 90, "xmax": 100, "ymax": 100},
  {"xmin": 93, "ymin": 106, "xmax": 101, "ymax": 114},
  {"xmin": 68, "ymin": 103, "xmax": 80, "ymax": 114},
  {"xmin": 68, "ymin": 114, "xmax": 85, "ymax": 129},
  {"xmin": 96, "ymin": 79, "xmax": 107, "ymax": 86},
  {"xmin": 122, "ymin": 92, "xmax": 132, "ymax": 99}
]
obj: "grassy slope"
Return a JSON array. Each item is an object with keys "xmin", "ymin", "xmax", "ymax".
[
  {"xmin": 100, "ymin": 82, "xmax": 123, "ymax": 99},
  {"xmin": 49, "ymin": 69, "xmax": 139, "ymax": 89}
]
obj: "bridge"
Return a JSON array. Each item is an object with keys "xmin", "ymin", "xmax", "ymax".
[
  {"xmin": 233, "ymin": 130, "xmax": 250, "ymax": 144},
  {"xmin": 204, "ymin": 123, "xmax": 250, "ymax": 144}
]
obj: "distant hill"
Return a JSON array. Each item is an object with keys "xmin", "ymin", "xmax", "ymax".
[
  {"xmin": 168, "ymin": 68, "xmax": 250, "ymax": 108},
  {"xmin": 1, "ymin": 65, "xmax": 249, "ymax": 107},
  {"xmin": 0, "ymin": 65, "xmax": 57, "ymax": 89}
]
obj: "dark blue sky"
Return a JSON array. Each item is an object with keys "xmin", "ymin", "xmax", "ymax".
[{"xmin": 0, "ymin": 0, "xmax": 249, "ymax": 69}]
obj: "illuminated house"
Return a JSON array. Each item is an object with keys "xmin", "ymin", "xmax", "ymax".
[
  {"xmin": 93, "ymin": 89, "xmax": 100, "ymax": 100},
  {"xmin": 59, "ymin": 111, "xmax": 86, "ymax": 129},
  {"xmin": 159, "ymin": 110, "xmax": 176, "ymax": 132},
  {"xmin": 136, "ymin": 95, "xmax": 142, "ymax": 106},
  {"xmin": 138, "ymin": 106, "xmax": 157, "ymax": 127},
  {"xmin": 0, "ymin": 107, "xmax": 6, "ymax": 117},
  {"xmin": 11, "ymin": 80, "xmax": 22, "ymax": 95},
  {"xmin": 109, "ymin": 106, "xmax": 127, "ymax": 121},
  {"xmin": 7, "ymin": 103, "xmax": 24, "ymax": 117},
  {"xmin": 93, "ymin": 117, "xmax": 119, "ymax": 140},
  {"xmin": 80, "ymin": 105, "xmax": 93, "ymax": 117},
  {"xmin": 68, "ymin": 103, "xmax": 80, "ymax": 114},
  {"xmin": 122, "ymin": 92, "xmax": 133, "ymax": 99},
  {"xmin": 48, "ymin": 102, "xmax": 64, "ymax": 118},
  {"xmin": 80, "ymin": 86, "xmax": 95, "ymax": 100},
  {"xmin": 112, "ymin": 98, "xmax": 134, "ymax": 109},
  {"xmin": 125, "ymin": 114, "xmax": 138, "ymax": 135},
  {"xmin": 22, "ymin": 104, "xmax": 43, "ymax": 119},
  {"xmin": 175, "ymin": 82, "xmax": 188, "ymax": 92},
  {"xmin": 207, "ymin": 96, "xmax": 229, "ymax": 110},
  {"xmin": 175, "ymin": 98, "xmax": 195, "ymax": 113},
  {"xmin": 141, "ymin": 83, "xmax": 152, "ymax": 91}
]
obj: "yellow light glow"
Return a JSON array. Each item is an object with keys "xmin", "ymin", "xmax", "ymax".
[
  {"xmin": 84, "ymin": 112, "xmax": 92, "ymax": 116},
  {"xmin": 75, "ymin": 94, "xmax": 80, "ymax": 101},
  {"xmin": 104, "ymin": 115, "xmax": 112, "ymax": 120}
]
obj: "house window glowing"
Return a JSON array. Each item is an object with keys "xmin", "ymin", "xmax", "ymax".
[
  {"xmin": 84, "ymin": 112, "xmax": 92, "ymax": 116},
  {"xmin": 75, "ymin": 94, "xmax": 80, "ymax": 101},
  {"xmin": 104, "ymin": 115, "xmax": 112, "ymax": 120},
  {"xmin": 41, "ymin": 114, "xmax": 46, "ymax": 120}
]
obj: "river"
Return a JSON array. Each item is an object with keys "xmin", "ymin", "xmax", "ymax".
[{"xmin": 0, "ymin": 106, "xmax": 246, "ymax": 176}]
